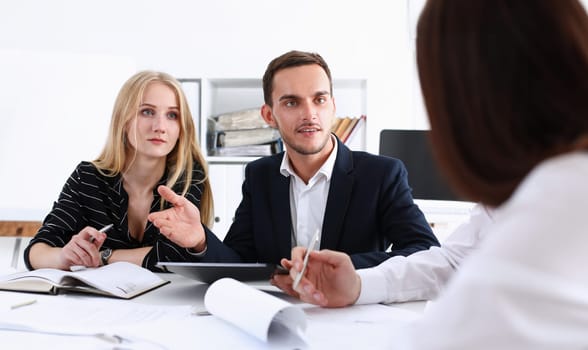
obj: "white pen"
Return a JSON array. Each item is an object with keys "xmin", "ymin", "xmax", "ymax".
[
  {"xmin": 293, "ymin": 229, "xmax": 320, "ymax": 291},
  {"xmin": 89, "ymin": 224, "xmax": 113, "ymax": 244},
  {"xmin": 10, "ymin": 299, "xmax": 37, "ymax": 310},
  {"xmin": 99, "ymin": 223, "xmax": 114, "ymax": 233},
  {"xmin": 71, "ymin": 224, "xmax": 114, "ymax": 271}
]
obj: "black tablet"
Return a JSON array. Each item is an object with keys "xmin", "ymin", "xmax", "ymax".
[{"xmin": 155, "ymin": 262, "xmax": 287, "ymax": 284}]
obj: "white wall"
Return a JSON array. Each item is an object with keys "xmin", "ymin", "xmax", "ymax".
[
  {"xmin": 0, "ymin": 50, "xmax": 136, "ymax": 219},
  {"xmin": 0, "ymin": 0, "xmax": 421, "ymax": 220}
]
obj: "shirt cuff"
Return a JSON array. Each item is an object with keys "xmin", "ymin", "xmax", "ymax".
[
  {"xmin": 186, "ymin": 244, "xmax": 207, "ymax": 257},
  {"xmin": 356, "ymin": 267, "xmax": 389, "ymax": 305}
]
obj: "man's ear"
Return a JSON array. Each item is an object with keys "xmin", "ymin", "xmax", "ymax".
[
  {"xmin": 261, "ymin": 104, "xmax": 277, "ymax": 128},
  {"xmin": 332, "ymin": 96, "xmax": 336, "ymax": 114}
]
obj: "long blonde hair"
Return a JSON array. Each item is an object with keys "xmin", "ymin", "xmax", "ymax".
[{"xmin": 92, "ymin": 70, "xmax": 214, "ymax": 227}]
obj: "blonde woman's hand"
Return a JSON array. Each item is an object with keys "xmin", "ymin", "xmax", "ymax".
[{"xmin": 60, "ymin": 226, "xmax": 106, "ymax": 269}]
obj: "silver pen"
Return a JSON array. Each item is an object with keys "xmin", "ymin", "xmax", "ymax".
[{"xmin": 293, "ymin": 229, "xmax": 320, "ymax": 291}]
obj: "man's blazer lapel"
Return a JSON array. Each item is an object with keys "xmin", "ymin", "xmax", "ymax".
[
  {"xmin": 321, "ymin": 139, "xmax": 355, "ymax": 250},
  {"xmin": 269, "ymin": 163, "xmax": 293, "ymax": 259}
]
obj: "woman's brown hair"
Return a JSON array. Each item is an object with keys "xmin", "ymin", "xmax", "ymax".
[{"xmin": 417, "ymin": 0, "xmax": 588, "ymax": 206}]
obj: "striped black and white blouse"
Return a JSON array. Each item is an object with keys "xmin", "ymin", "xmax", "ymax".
[{"xmin": 24, "ymin": 161, "xmax": 207, "ymax": 271}]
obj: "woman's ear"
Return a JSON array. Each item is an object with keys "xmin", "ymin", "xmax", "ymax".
[{"xmin": 261, "ymin": 104, "xmax": 277, "ymax": 128}]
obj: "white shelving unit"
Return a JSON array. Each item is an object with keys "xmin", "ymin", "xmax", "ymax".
[{"xmin": 180, "ymin": 78, "xmax": 367, "ymax": 238}]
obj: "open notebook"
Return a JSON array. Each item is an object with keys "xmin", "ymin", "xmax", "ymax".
[{"xmin": 0, "ymin": 262, "xmax": 169, "ymax": 299}]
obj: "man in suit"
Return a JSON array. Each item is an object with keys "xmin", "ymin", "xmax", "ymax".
[{"xmin": 149, "ymin": 50, "xmax": 439, "ymax": 268}]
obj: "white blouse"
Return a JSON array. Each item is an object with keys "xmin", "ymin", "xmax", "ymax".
[
  {"xmin": 357, "ymin": 204, "xmax": 493, "ymax": 304},
  {"xmin": 398, "ymin": 152, "xmax": 588, "ymax": 349}
]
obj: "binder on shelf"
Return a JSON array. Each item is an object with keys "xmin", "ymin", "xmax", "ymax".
[
  {"xmin": 216, "ymin": 128, "xmax": 281, "ymax": 148},
  {"xmin": 214, "ymin": 139, "xmax": 283, "ymax": 157},
  {"xmin": 214, "ymin": 108, "xmax": 266, "ymax": 131},
  {"xmin": 207, "ymin": 107, "xmax": 283, "ymax": 155}
]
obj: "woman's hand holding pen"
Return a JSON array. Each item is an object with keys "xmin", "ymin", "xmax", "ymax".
[
  {"xmin": 272, "ymin": 247, "xmax": 362, "ymax": 308},
  {"xmin": 148, "ymin": 185, "xmax": 207, "ymax": 252},
  {"xmin": 60, "ymin": 225, "xmax": 108, "ymax": 269}
]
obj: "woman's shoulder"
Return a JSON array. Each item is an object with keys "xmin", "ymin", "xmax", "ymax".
[
  {"xmin": 66, "ymin": 161, "xmax": 95, "ymax": 178},
  {"xmin": 77, "ymin": 160, "xmax": 97, "ymax": 170},
  {"xmin": 72, "ymin": 161, "xmax": 120, "ymax": 187},
  {"xmin": 73, "ymin": 161, "xmax": 103, "ymax": 177},
  {"xmin": 515, "ymin": 152, "xmax": 588, "ymax": 203}
]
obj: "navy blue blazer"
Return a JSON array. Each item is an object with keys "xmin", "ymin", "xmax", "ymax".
[{"xmin": 200, "ymin": 138, "xmax": 439, "ymax": 268}]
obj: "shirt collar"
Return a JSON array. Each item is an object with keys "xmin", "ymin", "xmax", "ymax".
[{"xmin": 280, "ymin": 134, "xmax": 338, "ymax": 181}]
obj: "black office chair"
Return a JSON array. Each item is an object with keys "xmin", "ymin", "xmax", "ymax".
[{"xmin": 379, "ymin": 129, "xmax": 459, "ymax": 201}]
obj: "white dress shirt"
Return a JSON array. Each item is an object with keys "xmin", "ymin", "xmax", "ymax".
[
  {"xmin": 357, "ymin": 204, "xmax": 494, "ymax": 304},
  {"xmin": 397, "ymin": 152, "xmax": 588, "ymax": 349},
  {"xmin": 279, "ymin": 136, "xmax": 338, "ymax": 248}
]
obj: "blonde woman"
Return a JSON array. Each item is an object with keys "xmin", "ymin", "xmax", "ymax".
[{"xmin": 25, "ymin": 70, "xmax": 213, "ymax": 272}]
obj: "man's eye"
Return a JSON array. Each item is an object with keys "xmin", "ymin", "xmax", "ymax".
[
  {"xmin": 317, "ymin": 97, "xmax": 327, "ymax": 104},
  {"xmin": 285, "ymin": 101, "xmax": 297, "ymax": 107}
]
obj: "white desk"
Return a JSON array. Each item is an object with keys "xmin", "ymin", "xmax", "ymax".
[{"xmin": 1, "ymin": 273, "xmax": 426, "ymax": 349}]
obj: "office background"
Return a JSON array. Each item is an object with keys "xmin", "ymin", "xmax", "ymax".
[{"xmin": 2, "ymin": 0, "xmax": 586, "ymax": 222}]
